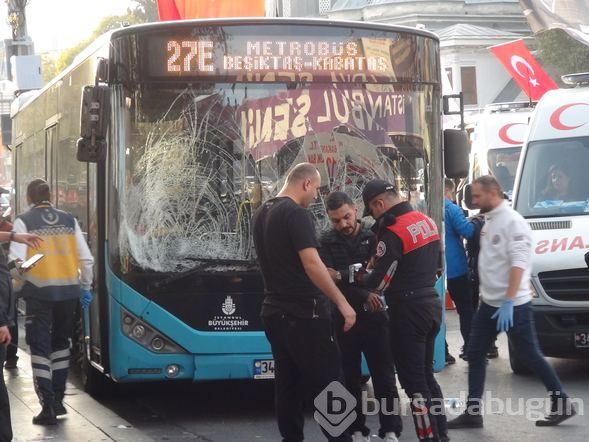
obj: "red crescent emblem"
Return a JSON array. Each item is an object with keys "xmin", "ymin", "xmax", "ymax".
[
  {"xmin": 550, "ymin": 103, "xmax": 589, "ymax": 130},
  {"xmin": 498, "ymin": 123, "xmax": 525, "ymax": 145}
]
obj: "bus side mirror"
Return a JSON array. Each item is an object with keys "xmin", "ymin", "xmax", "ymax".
[
  {"xmin": 463, "ymin": 183, "xmax": 477, "ymax": 210},
  {"xmin": 444, "ymin": 129, "xmax": 469, "ymax": 179},
  {"xmin": 77, "ymin": 85, "xmax": 110, "ymax": 162}
]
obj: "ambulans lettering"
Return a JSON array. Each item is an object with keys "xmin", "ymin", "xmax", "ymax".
[{"xmin": 535, "ymin": 235, "xmax": 589, "ymax": 254}]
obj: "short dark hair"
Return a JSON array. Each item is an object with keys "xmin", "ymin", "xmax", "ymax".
[
  {"xmin": 473, "ymin": 175, "xmax": 503, "ymax": 195},
  {"xmin": 286, "ymin": 163, "xmax": 319, "ymax": 184},
  {"xmin": 444, "ymin": 178, "xmax": 455, "ymax": 193},
  {"xmin": 325, "ymin": 191, "xmax": 354, "ymax": 211},
  {"xmin": 27, "ymin": 178, "xmax": 51, "ymax": 204}
]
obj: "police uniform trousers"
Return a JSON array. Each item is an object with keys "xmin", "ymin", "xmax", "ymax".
[
  {"xmin": 336, "ymin": 310, "xmax": 402, "ymax": 438},
  {"xmin": 388, "ymin": 290, "xmax": 448, "ymax": 442},
  {"xmin": 25, "ymin": 298, "xmax": 78, "ymax": 407}
]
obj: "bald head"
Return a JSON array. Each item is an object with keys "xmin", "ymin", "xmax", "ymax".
[
  {"xmin": 286, "ymin": 163, "xmax": 320, "ymax": 185},
  {"xmin": 278, "ymin": 162, "xmax": 321, "ymax": 208}
]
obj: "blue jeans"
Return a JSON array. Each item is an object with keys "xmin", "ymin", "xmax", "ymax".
[{"xmin": 466, "ymin": 301, "xmax": 566, "ymax": 411}]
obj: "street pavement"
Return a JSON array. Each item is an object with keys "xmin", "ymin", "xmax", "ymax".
[{"xmin": 5, "ymin": 309, "xmax": 589, "ymax": 441}]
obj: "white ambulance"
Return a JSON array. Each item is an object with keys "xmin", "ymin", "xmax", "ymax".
[
  {"xmin": 467, "ymin": 101, "xmax": 534, "ymax": 202},
  {"xmin": 511, "ymin": 73, "xmax": 589, "ymax": 373}
]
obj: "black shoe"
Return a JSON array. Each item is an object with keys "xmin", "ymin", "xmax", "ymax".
[
  {"xmin": 445, "ymin": 352, "xmax": 456, "ymax": 365},
  {"xmin": 447, "ymin": 412, "xmax": 483, "ymax": 429},
  {"xmin": 536, "ymin": 398, "xmax": 576, "ymax": 426},
  {"xmin": 54, "ymin": 401, "xmax": 67, "ymax": 416},
  {"xmin": 487, "ymin": 345, "xmax": 499, "ymax": 359},
  {"xmin": 32, "ymin": 405, "xmax": 57, "ymax": 425},
  {"xmin": 4, "ymin": 357, "xmax": 18, "ymax": 369}
]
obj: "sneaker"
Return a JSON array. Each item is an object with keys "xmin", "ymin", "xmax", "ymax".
[
  {"xmin": 445, "ymin": 352, "xmax": 456, "ymax": 365},
  {"xmin": 4, "ymin": 356, "xmax": 18, "ymax": 369},
  {"xmin": 384, "ymin": 432, "xmax": 399, "ymax": 442},
  {"xmin": 54, "ymin": 401, "xmax": 67, "ymax": 416},
  {"xmin": 536, "ymin": 398, "xmax": 576, "ymax": 426},
  {"xmin": 447, "ymin": 411, "xmax": 483, "ymax": 429},
  {"xmin": 32, "ymin": 406, "xmax": 57, "ymax": 426},
  {"xmin": 352, "ymin": 431, "xmax": 370, "ymax": 442},
  {"xmin": 487, "ymin": 345, "xmax": 499, "ymax": 359}
]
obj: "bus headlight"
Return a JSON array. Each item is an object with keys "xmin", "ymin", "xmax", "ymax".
[
  {"xmin": 132, "ymin": 324, "xmax": 146, "ymax": 339},
  {"xmin": 165, "ymin": 364, "xmax": 180, "ymax": 378},
  {"xmin": 121, "ymin": 309, "xmax": 187, "ymax": 354}
]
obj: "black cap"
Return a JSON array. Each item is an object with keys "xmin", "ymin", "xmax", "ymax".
[{"xmin": 362, "ymin": 179, "xmax": 396, "ymax": 217}]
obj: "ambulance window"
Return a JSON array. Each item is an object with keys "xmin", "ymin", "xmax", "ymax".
[
  {"xmin": 473, "ymin": 153, "xmax": 481, "ymax": 179},
  {"xmin": 514, "ymin": 137, "xmax": 589, "ymax": 217}
]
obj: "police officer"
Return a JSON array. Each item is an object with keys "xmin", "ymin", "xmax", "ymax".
[
  {"xmin": 319, "ymin": 191, "xmax": 402, "ymax": 442},
  {"xmin": 10, "ymin": 179, "xmax": 94, "ymax": 425},
  {"xmin": 361, "ymin": 180, "xmax": 449, "ymax": 442},
  {"xmin": 252, "ymin": 163, "xmax": 355, "ymax": 442}
]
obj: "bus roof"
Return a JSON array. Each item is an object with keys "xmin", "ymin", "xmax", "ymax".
[{"xmin": 108, "ymin": 17, "xmax": 439, "ymax": 42}]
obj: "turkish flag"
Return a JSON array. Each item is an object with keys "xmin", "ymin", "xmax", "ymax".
[
  {"xmin": 157, "ymin": 0, "xmax": 181, "ymax": 21},
  {"xmin": 489, "ymin": 39, "xmax": 558, "ymax": 101},
  {"xmin": 157, "ymin": 0, "xmax": 265, "ymax": 20}
]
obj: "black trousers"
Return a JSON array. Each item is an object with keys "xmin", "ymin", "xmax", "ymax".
[
  {"xmin": 0, "ymin": 345, "xmax": 12, "ymax": 442},
  {"xmin": 337, "ymin": 311, "xmax": 402, "ymax": 438},
  {"xmin": 388, "ymin": 294, "xmax": 447, "ymax": 442},
  {"xmin": 262, "ymin": 314, "xmax": 351, "ymax": 442},
  {"xmin": 25, "ymin": 298, "xmax": 77, "ymax": 407},
  {"xmin": 447, "ymin": 274, "xmax": 475, "ymax": 348}
]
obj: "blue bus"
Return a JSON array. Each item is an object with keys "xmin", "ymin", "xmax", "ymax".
[{"xmin": 11, "ymin": 18, "xmax": 467, "ymax": 395}]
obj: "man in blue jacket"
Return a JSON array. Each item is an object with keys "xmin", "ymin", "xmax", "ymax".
[{"xmin": 444, "ymin": 178, "xmax": 475, "ymax": 360}]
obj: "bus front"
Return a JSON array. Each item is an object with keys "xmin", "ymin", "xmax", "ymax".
[{"xmin": 104, "ymin": 19, "xmax": 444, "ymax": 382}]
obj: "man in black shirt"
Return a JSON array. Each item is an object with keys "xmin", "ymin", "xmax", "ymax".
[
  {"xmin": 252, "ymin": 163, "xmax": 356, "ymax": 442},
  {"xmin": 319, "ymin": 191, "xmax": 402, "ymax": 442},
  {"xmin": 361, "ymin": 180, "xmax": 449, "ymax": 442}
]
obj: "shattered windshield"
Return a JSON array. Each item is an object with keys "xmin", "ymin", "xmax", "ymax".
[{"xmin": 114, "ymin": 82, "xmax": 437, "ymax": 272}]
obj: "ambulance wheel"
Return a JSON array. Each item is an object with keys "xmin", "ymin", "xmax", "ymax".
[{"xmin": 508, "ymin": 339, "xmax": 532, "ymax": 375}]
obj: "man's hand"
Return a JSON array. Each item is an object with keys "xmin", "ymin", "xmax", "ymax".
[
  {"xmin": 0, "ymin": 326, "xmax": 11, "ymax": 345},
  {"xmin": 81, "ymin": 288, "xmax": 93, "ymax": 309},
  {"xmin": 14, "ymin": 233, "xmax": 43, "ymax": 249},
  {"xmin": 491, "ymin": 299, "xmax": 514, "ymax": 332},
  {"xmin": 338, "ymin": 302, "xmax": 356, "ymax": 332},
  {"xmin": 365, "ymin": 292, "xmax": 385, "ymax": 312}
]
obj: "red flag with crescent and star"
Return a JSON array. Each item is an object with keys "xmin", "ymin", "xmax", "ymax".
[
  {"xmin": 489, "ymin": 39, "xmax": 558, "ymax": 101},
  {"xmin": 157, "ymin": 0, "xmax": 266, "ymax": 20}
]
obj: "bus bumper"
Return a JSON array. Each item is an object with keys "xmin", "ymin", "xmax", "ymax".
[{"xmin": 533, "ymin": 305, "xmax": 589, "ymax": 358}]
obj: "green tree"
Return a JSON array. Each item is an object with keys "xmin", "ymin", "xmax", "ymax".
[
  {"xmin": 42, "ymin": 0, "xmax": 158, "ymax": 83},
  {"xmin": 536, "ymin": 29, "xmax": 589, "ymax": 85}
]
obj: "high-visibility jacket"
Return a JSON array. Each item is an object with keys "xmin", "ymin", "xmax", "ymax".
[{"xmin": 10, "ymin": 203, "xmax": 94, "ymax": 302}]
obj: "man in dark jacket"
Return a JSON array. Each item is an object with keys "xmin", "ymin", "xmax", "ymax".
[
  {"xmin": 319, "ymin": 191, "xmax": 402, "ymax": 442},
  {"xmin": 0, "ymin": 228, "xmax": 42, "ymax": 441},
  {"xmin": 360, "ymin": 180, "xmax": 449, "ymax": 442}
]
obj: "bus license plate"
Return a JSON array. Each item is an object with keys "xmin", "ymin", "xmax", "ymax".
[
  {"xmin": 574, "ymin": 332, "xmax": 589, "ymax": 348},
  {"xmin": 254, "ymin": 359, "xmax": 275, "ymax": 379}
]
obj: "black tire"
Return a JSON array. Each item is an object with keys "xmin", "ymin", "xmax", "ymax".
[
  {"xmin": 81, "ymin": 355, "xmax": 117, "ymax": 399},
  {"xmin": 508, "ymin": 339, "xmax": 533, "ymax": 375}
]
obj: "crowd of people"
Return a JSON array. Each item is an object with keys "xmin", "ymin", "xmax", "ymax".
[
  {"xmin": 0, "ymin": 178, "xmax": 93, "ymax": 439},
  {"xmin": 253, "ymin": 163, "xmax": 577, "ymax": 442}
]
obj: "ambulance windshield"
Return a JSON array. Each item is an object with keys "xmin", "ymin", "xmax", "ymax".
[{"xmin": 515, "ymin": 137, "xmax": 589, "ymax": 217}]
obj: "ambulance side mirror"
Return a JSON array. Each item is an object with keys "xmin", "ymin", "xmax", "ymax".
[
  {"xmin": 584, "ymin": 251, "xmax": 589, "ymax": 269},
  {"xmin": 444, "ymin": 129, "xmax": 469, "ymax": 179}
]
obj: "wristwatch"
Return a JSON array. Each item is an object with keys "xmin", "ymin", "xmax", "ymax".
[
  {"xmin": 335, "ymin": 271, "xmax": 342, "ymax": 282},
  {"xmin": 9, "ymin": 231, "xmax": 15, "ymax": 241}
]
